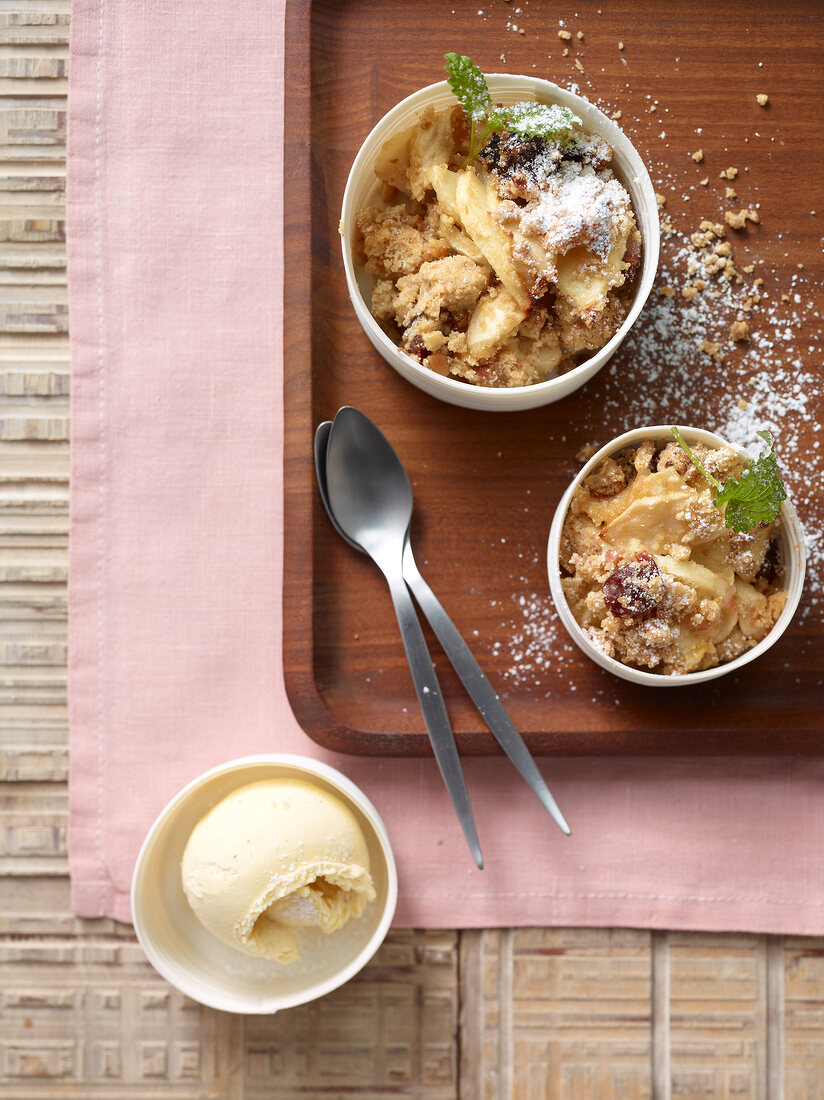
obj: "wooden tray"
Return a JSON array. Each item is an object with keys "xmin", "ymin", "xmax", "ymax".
[{"xmin": 282, "ymin": 0, "xmax": 824, "ymax": 755}]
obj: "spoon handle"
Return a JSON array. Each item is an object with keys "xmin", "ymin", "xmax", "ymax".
[
  {"xmin": 402, "ymin": 542, "xmax": 570, "ymax": 836},
  {"xmin": 384, "ymin": 570, "xmax": 483, "ymax": 870}
]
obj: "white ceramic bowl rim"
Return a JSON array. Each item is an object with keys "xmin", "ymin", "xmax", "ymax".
[
  {"xmin": 547, "ymin": 425, "xmax": 807, "ymax": 686},
  {"xmin": 341, "ymin": 75, "xmax": 660, "ymax": 411},
  {"xmin": 130, "ymin": 753, "xmax": 399, "ymax": 1014}
]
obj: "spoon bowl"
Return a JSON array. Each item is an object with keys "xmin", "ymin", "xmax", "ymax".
[
  {"xmin": 314, "ymin": 421, "xmax": 354, "ymax": 549},
  {"xmin": 325, "ymin": 408, "xmax": 413, "ymax": 564}
]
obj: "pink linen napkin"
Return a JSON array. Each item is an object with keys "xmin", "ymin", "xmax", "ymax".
[{"xmin": 67, "ymin": 0, "xmax": 824, "ymax": 933}]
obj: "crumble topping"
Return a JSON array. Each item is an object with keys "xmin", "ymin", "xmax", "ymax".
[
  {"xmin": 354, "ymin": 102, "xmax": 641, "ymax": 388},
  {"xmin": 559, "ymin": 440, "xmax": 788, "ymax": 674}
]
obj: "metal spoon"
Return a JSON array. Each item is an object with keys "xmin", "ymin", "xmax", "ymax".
[
  {"xmin": 316, "ymin": 414, "xmax": 570, "ymax": 837},
  {"xmin": 324, "ymin": 406, "xmax": 483, "ymax": 868}
]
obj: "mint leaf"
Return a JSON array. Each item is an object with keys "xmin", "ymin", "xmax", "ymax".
[
  {"xmin": 490, "ymin": 101, "xmax": 581, "ymax": 141},
  {"xmin": 671, "ymin": 427, "xmax": 787, "ymax": 534},
  {"xmin": 711, "ymin": 430, "xmax": 787, "ymax": 533},
  {"xmin": 444, "ymin": 53, "xmax": 492, "ymax": 122},
  {"xmin": 444, "ymin": 53, "xmax": 581, "ymax": 160}
]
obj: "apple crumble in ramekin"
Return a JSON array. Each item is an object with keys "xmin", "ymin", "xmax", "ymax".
[
  {"xmin": 355, "ymin": 102, "xmax": 642, "ymax": 388},
  {"xmin": 559, "ymin": 437, "xmax": 790, "ymax": 675}
]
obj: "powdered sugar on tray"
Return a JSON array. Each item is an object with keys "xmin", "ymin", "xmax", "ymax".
[
  {"xmin": 497, "ymin": 188, "xmax": 821, "ymax": 684},
  {"xmin": 583, "ymin": 210, "xmax": 824, "ymax": 617},
  {"xmin": 478, "ymin": 36, "xmax": 823, "ymax": 687}
]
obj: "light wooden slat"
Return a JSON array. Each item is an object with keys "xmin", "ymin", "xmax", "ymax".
[
  {"xmin": 767, "ymin": 936, "xmax": 786, "ymax": 1100},
  {"xmin": 0, "ymin": 11, "xmax": 70, "ymax": 50},
  {"xmin": 0, "ymin": 875, "xmax": 460, "ymax": 1100},
  {"xmin": 0, "ymin": 219, "xmax": 64, "ymax": 241},
  {"xmin": 0, "ymin": 106, "xmax": 66, "ymax": 146},
  {"xmin": 652, "ymin": 931, "xmax": 671, "ymax": 1100},
  {"xmin": 461, "ymin": 928, "xmax": 653, "ymax": 1098},
  {"xmin": 784, "ymin": 938, "xmax": 824, "ymax": 1100},
  {"xmin": 0, "ymin": 58, "xmax": 69, "ymax": 81},
  {"xmin": 668, "ymin": 933, "xmax": 770, "ymax": 1098}
]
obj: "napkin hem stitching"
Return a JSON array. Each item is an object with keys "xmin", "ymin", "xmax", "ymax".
[
  {"xmin": 401, "ymin": 891, "xmax": 824, "ymax": 905},
  {"xmin": 92, "ymin": 0, "xmax": 109, "ymax": 919}
]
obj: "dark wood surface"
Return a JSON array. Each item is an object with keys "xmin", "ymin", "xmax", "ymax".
[{"xmin": 283, "ymin": 0, "xmax": 824, "ymax": 755}]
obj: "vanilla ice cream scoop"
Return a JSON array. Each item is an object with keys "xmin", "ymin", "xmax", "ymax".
[{"xmin": 181, "ymin": 778, "xmax": 376, "ymax": 964}]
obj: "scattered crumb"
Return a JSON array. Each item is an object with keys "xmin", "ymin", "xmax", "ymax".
[
  {"xmin": 576, "ymin": 30, "xmax": 584, "ymax": 40},
  {"xmin": 557, "ymin": 29, "xmax": 572, "ymax": 39},
  {"xmin": 618, "ymin": 40, "xmax": 624, "ymax": 50},
  {"xmin": 725, "ymin": 208, "xmax": 760, "ymax": 230},
  {"xmin": 486, "ymin": 67, "xmax": 824, "ymax": 687},
  {"xmin": 574, "ymin": 58, "xmax": 584, "ymax": 72},
  {"xmin": 699, "ymin": 339, "xmax": 725, "ymax": 363},
  {"xmin": 756, "ymin": 93, "xmax": 769, "ymax": 106},
  {"xmin": 691, "ymin": 149, "xmax": 704, "ymax": 163},
  {"xmin": 562, "ymin": 47, "xmax": 569, "ymax": 56},
  {"xmin": 612, "ymin": 109, "xmax": 623, "ymax": 120},
  {"xmin": 575, "ymin": 443, "xmax": 598, "ymax": 463}
]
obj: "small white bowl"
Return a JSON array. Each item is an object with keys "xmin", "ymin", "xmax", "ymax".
[
  {"xmin": 131, "ymin": 754, "xmax": 398, "ymax": 1014},
  {"xmin": 341, "ymin": 75, "xmax": 660, "ymax": 412},
  {"xmin": 547, "ymin": 425, "xmax": 806, "ymax": 685}
]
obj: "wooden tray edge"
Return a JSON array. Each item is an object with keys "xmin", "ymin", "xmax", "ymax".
[{"xmin": 280, "ymin": 1, "xmax": 823, "ymax": 758}]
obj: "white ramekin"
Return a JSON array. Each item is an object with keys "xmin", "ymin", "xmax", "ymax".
[
  {"xmin": 340, "ymin": 75, "xmax": 659, "ymax": 412},
  {"xmin": 131, "ymin": 754, "xmax": 398, "ymax": 1014},
  {"xmin": 546, "ymin": 426, "xmax": 806, "ymax": 686}
]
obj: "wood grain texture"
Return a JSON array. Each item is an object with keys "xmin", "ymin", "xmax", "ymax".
[
  {"xmin": 5, "ymin": 2, "xmax": 824, "ymax": 1097},
  {"xmin": 282, "ymin": 0, "xmax": 824, "ymax": 757}
]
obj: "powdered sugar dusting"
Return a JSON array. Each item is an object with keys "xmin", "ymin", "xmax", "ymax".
[
  {"xmin": 475, "ymin": 21, "xmax": 823, "ymax": 686},
  {"xmin": 521, "ymin": 163, "xmax": 630, "ymax": 261}
]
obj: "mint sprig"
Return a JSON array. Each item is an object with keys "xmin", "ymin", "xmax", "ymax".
[
  {"xmin": 671, "ymin": 427, "xmax": 787, "ymax": 534},
  {"xmin": 444, "ymin": 52, "xmax": 492, "ymax": 122},
  {"xmin": 490, "ymin": 100, "xmax": 582, "ymax": 138},
  {"xmin": 444, "ymin": 53, "xmax": 581, "ymax": 161}
]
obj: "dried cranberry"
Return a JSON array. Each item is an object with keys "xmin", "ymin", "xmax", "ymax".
[
  {"xmin": 603, "ymin": 553, "xmax": 662, "ymax": 620},
  {"xmin": 622, "ymin": 233, "xmax": 642, "ymax": 283},
  {"xmin": 406, "ymin": 336, "xmax": 427, "ymax": 361},
  {"xmin": 757, "ymin": 539, "xmax": 783, "ymax": 585}
]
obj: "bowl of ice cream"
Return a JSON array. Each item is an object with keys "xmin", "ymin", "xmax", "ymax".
[
  {"xmin": 341, "ymin": 65, "xmax": 659, "ymax": 411},
  {"xmin": 547, "ymin": 426, "xmax": 806, "ymax": 685},
  {"xmin": 131, "ymin": 754, "xmax": 397, "ymax": 1013}
]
